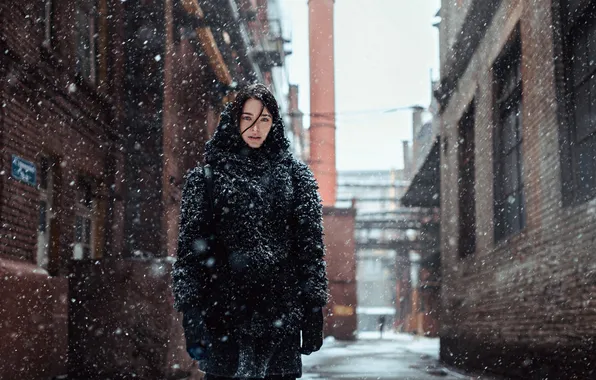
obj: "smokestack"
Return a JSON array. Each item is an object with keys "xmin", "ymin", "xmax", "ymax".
[
  {"xmin": 412, "ymin": 106, "xmax": 424, "ymax": 137},
  {"xmin": 288, "ymin": 84, "xmax": 306, "ymax": 161},
  {"xmin": 309, "ymin": 0, "xmax": 336, "ymax": 206},
  {"xmin": 403, "ymin": 140, "xmax": 411, "ymax": 180},
  {"xmin": 411, "ymin": 106, "xmax": 424, "ymax": 170},
  {"xmin": 289, "ymin": 84, "xmax": 299, "ymax": 110}
]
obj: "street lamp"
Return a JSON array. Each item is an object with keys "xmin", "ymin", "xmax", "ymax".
[{"xmin": 405, "ymin": 228, "xmax": 418, "ymax": 242}]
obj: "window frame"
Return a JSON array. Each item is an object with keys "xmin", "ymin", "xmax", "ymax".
[
  {"xmin": 492, "ymin": 29, "xmax": 526, "ymax": 243},
  {"xmin": 73, "ymin": 176, "xmax": 96, "ymax": 260},
  {"xmin": 458, "ymin": 100, "xmax": 477, "ymax": 257},
  {"xmin": 75, "ymin": 0, "xmax": 99, "ymax": 85},
  {"xmin": 42, "ymin": 0, "xmax": 54, "ymax": 49},
  {"xmin": 560, "ymin": 0, "xmax": 596, "ymax": 204}
]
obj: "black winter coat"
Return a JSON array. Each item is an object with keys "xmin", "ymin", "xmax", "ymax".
[{"xmin": 172, "ymin": 104, "xmax": 328, "ymax": 378}]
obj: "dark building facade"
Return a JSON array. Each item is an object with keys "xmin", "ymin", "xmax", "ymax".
[
  {"xmin": 433, "ymin": 0, "xmax": 596, "ymax": 378},
  {"xmin": 0, "ymin": 0, "xmax": 291, "ymax": 378}
]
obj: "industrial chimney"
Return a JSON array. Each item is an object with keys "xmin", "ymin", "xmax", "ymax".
[
  {"xmin": 308, "ymin": 0, "xmax": 357, "ymax": 342},
  {"xmin": 403, "ymin": 140, "xmax": 412, "ymax": 180},
  {"xmin": 309, "ymin": 0, "xmax": 336, "ymax": 206},
  {"xmin": 411, "ymin": 105, "xmax": 424, "ymax": 170}
]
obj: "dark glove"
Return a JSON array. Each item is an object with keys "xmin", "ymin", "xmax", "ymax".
[
  {"xmin": 187, "ymin": 345, "xmax": 207, "ymax": 361},
  {"xmin": 300, "ymin": 306, "xmax": 324, "ymax": 355},
  {"xmin": 182, "ymin": 308, "xmax": 209, "ymax": 361}
]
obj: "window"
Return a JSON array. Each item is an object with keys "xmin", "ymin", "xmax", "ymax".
[
  {"xmin": 563, "ymin": 2, "xmax": 596, "ymax": 202},
  {"xmin": 75, "ymin": 0, "xmax": 98, "ymax": 84},
  {"xmin": 493, "ymin": 31, "xmax": 525, "ymax": 242},
  {"xmin": 73, "ymin": 176, "xmax": 96, "ymax": 260},
  {"xmin": 42, "ymin": 0, "xmax": 54, "ymax": 49},
  {"xmin": 37, "ymin": 157, "xmax": 53, "ymax": 269},
  {"xmin": 458, "ymin": 102, "xmax": 476, "ymax": 257}
]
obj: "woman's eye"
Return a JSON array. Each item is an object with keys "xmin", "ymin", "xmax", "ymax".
[
  {"xmin": 242, "ymin": 116, "xmax": 252, "ymax": 121},
  {"xmin": 261, "ymin": 118, "xmax": 270, "ymax": 123}
]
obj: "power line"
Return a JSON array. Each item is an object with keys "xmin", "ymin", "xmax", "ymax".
[{"xmin": 282, "ymin": 105, "xmax": 425, "ymax": 118}]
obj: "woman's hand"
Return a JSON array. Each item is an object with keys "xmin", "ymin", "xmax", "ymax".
[
  {"xmin": 188, "ymin": 344, "xmax": 208, "ymax": 361},
  {"xmin": 299, "ymin": 306, "xmax": 324, "ymax": 355},
  {"xmin": 182, "ymin": 308, "xmax": 209, "ymax": 361}
]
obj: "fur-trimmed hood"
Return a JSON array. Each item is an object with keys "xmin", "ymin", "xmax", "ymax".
[{"xmin": 204, "ymin": 102, "xmax": 291, "ymax": 165}]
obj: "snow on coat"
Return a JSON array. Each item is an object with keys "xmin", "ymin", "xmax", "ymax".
[{"xmin": 171, "ymin": 103, "xmax": 328, "ymax": 378}]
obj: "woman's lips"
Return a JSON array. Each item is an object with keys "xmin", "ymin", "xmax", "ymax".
[{"xmin": 248, "ymin": 136, "xmax": 261, "ymax": 140}]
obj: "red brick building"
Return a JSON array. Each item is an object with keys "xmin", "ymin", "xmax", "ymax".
[
  {"xmin": 433, "ymin": 0, "xmax": 596, "ymax": 378},
  {"xmin": 0, "ymin": 0, "xmax": 291, "ymax": 378}
]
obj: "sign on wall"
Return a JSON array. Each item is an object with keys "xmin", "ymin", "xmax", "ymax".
[
  {"xmin": 11, "ymin": 155, "xmax": 37, "ymax": 186},
  {"xmin": 333, "ymin": 304, "xmax": 355, "ymax": 317}
]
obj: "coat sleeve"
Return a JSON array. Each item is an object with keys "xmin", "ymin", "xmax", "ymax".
[
  {"xmin": 172, "ymin": 166, "xmax": 210, "ymax": 312},
  {"xmin": 292, "ymin": 161, "xmax": 329, "ymax": 308}
]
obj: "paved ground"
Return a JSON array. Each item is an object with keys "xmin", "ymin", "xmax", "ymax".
[{"xmin": 301, "ymin": 332, "xmax": 501, "ymax": 380}]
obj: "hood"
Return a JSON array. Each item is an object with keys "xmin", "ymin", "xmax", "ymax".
[{"xmin": 204, "ymin": 103, "xmax": 291, "ymax": 164}]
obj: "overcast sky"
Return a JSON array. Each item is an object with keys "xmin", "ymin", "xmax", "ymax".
[{"xmin": 282, "ymin": 0, "xmax": 441, "ymax": 171}]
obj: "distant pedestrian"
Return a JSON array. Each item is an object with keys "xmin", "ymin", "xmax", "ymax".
[
  {"xmin": 172, "ymin": 83, "xmax": 328, "ymax": 380},
  {"xmin": 378, "ymin": 315, "xmax": 386, "ymax": 339}
]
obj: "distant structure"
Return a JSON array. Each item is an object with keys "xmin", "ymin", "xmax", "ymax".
[
  {"xmin": 337, "ymin": 169, "xmax": 410, "ymax": 331},
  {"xmin": 287, "ymin": 84, "xmax": 309, "ymax": 162}
]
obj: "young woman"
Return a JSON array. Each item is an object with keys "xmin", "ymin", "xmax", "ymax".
[{"xmin": 172, "ymin": 83, "xmax": 328, "ymax": 380}]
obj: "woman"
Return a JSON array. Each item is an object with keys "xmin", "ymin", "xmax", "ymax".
[{"xmin": 172, "ymin": 83, "xmax": 328, "ymax": 380}]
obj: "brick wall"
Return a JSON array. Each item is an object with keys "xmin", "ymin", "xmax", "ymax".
[
  {"xmin": 440, "ymin": 0, "xmax": 596, "ymax": 378},
  {"xmin": 0, "ymin": 1, "xmax": 125, "ymax": 378},
  {"xmin": 323, "ymin": 207, "xmax": 358, "ymax": 340},
  {"xmin": 68, "ymin": 259, "xmax": 191, "ymax": 379},
  {"xmin": 0, "ymin": 0, "xmax": 290, "ymax": 378}
]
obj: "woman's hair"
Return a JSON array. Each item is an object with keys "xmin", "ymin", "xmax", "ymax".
[
  {"xmin": 228, "ymin": 83, "xmax": 281, "ymax": 126},
  {"xmin": 204, "ymin": 83, "xmax": 290, "ymax": 159}
]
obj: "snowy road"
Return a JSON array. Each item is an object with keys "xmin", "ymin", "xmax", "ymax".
[{"xmin": 301, "ymin": 332, "xmax": 493, "ymax": 380}]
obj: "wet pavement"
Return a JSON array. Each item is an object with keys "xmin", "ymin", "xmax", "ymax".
[{"xmin": 301, "ymin": 332, "xmax": 498, "ymax": 380}]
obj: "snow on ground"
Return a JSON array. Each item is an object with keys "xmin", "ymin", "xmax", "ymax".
[
  {"xmin": 303, "ymin": 331, "xmax": 440, "ymax": 369},
  {"xmin": 357, "ymin": 331, "xmax": 440, "ymax": 359},
  {"xmin": 301, "ymin": 331, "xmax": 471, "ymax": 379}
]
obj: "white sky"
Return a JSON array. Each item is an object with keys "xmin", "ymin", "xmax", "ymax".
[{"xmin": 282, "ymin": 0, "xmax": 441, "ymax": 171}]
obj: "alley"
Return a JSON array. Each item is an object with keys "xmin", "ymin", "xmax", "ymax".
[{"xmin": 302, "ymin": 333, "xmax": 494, "ymax": 380}]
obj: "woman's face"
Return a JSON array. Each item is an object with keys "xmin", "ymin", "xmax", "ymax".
[{"xmin": 239, "ymin": 98, "xmax": 273, "ymax": 149}]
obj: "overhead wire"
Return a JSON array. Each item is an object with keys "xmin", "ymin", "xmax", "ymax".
[
  {"xmin": 282, "ymin": 105, "xmax": 425, "ymax": 119},
  {"xmin": 281, "ymin": 105, "xmax": 428, "ymax": 127}
]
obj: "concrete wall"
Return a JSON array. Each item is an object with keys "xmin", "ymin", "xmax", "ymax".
[
  {"xmin": 439, "ymin": 0, "xmax": 596, "ymax": 378},
  {"xmin": 439, "ymin": 0, "xmax": 475, "ymax": 66}
]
